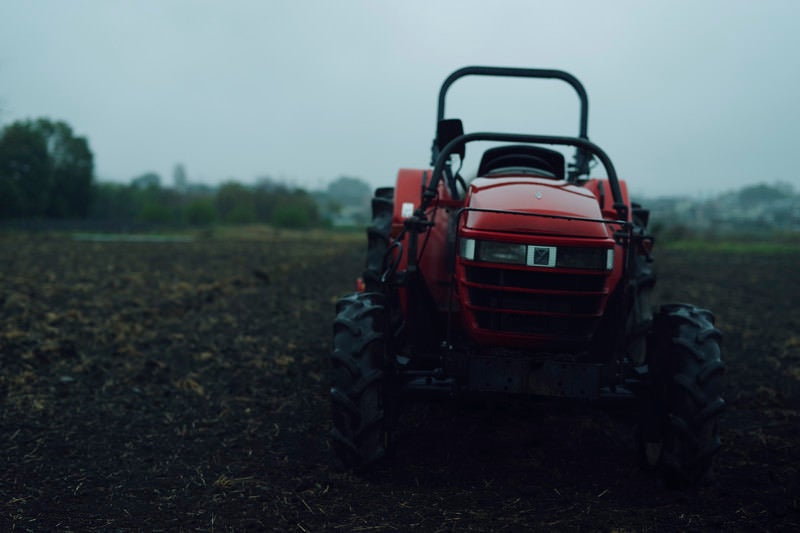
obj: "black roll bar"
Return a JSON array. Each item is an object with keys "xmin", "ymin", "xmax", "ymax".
[
  {"xmin": 435, "ymin": 66, "xmax": 592, "ymax": 179},
  {"xmin": 436, "ymin": 66, "xmax": 589, "ymax": 140},
  {"xmin": 426, "ymin": 132, "xmax": 627, "ymax": 221}
]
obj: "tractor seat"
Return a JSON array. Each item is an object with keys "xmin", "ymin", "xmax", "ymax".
[{"xmin": 477, "ymin": 145, "xmax": 566, "ymax": 180}]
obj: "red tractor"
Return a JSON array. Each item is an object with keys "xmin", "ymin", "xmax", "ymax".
[{"xmin": 330, "ymin": 67, "xmax": 724, "ymax": 487}]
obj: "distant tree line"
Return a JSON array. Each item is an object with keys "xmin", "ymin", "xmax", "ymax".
[
  {"xmin": 0, "ymin": 117, "xmax": 328, "ymax": 229},
  {"xmin": 643, "ymin": 181, "xmax": 800, "ymax": 240},
  {"xmin": 91, "ymin": 173, "xmax": 325, "ymax": 229}
]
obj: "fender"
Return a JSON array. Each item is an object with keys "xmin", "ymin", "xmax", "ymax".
[
  {"xmin": 583, "ymin": 178, "xmax": 631, "ymax": 222},
  {"xmin": 391, "ymin": 169, "xmax": 465, "ymax": 334},
  {"xmin": 391, "ymin": 169, "xmax": 428, "ymax": 237}
]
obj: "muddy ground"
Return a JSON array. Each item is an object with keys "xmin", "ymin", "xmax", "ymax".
[{"xmin": 1, "ymin": 233, "xmax": 798, "ymax": 531}]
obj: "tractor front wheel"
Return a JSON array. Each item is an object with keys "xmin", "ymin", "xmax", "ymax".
[
  {"xmin": 329, "ymin": 292, "xmax": 395, "ymax": 470},
  {"xmin": 641, "ymin": 303, "xmax": 725, "ymax": 487}
]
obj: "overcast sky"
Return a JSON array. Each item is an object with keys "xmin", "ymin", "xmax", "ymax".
[{"xmin": 1, "ymin": 0, "xmax": 798, "ymax": 196}]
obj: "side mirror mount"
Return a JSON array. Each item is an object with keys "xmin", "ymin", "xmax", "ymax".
[{"xmin": 430, "ymin": 118, "xmax": 465, "ymax": 165}]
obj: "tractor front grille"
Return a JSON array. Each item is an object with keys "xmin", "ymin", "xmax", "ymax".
[
  {"xmin": 466, "ymin": 267, "xmax": 606, "ymax": 292},
  {"xmin": 463, "ymin": 265, "xmax": 608, "ymax": 340},
  {"xmin": 468, "ymin": 288, "xmax": 602, "ymax": 314}
]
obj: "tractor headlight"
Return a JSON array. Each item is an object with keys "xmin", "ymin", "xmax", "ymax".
[
  {"xmin": 478, "ymin": 240, "xmax": 527, "ymax": 265},
  {"xmin": 460, "ymin": 238, "xmax": 526, "ymax": 265},
  {"xmin": 460, "ymin": 237, "xmax": 614, "ymax": 271}
]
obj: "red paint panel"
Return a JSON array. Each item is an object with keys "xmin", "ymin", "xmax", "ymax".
[{"xmin": 465, "ymin": 177, "xmax": 609, "ymax": 238}]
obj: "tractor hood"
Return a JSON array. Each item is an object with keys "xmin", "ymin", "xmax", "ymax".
[{"xmin": 464, "ymin": 177, "xmax": 609, "ymax": 238}]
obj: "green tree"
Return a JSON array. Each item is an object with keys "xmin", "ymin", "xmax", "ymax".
[
  {"xmin": 0, "ymin": 121, "xmax": 51, "ymax": 217},
  {"xmin": 131, "ymin": 172, "xmax": 161, "ymax": 191},
  {"xmin": 138, "ymin": 202, "xmax": 173, "ymax": 224},
  {"xmin": 252, "ymin": 178, "xmax": 287, "ymax": 223},
  {"xmin": 37, "ymin": 119, "xmax": 94, "ymax": 217},
  {"xmin": 0, "ymin": 118, "xmax": 94, "ymax": 218},
  {"xmin": 185, "ymin": 197, "xmax": 216, "ymax": 226},
  {"xmin": 327, "ymin": 176, "xmax": 371, "ymax": 207},
  {"xmin": 90, "ymin": 182, "xmax": 138, "ymax": 221},
  {"xmin": 737, "ymin": 183, "xmax": 786, "ymax": 203},
  {"xmin": 271, "ymin": 189, "xmax": 321, "ymax": 229},
  {"xmin": 127, "ymin": 172, "xmax": 183, "ymax": 224},
  {"xmin": 216, "ymin": 181, "xmax": 255, "ymax": 224}
]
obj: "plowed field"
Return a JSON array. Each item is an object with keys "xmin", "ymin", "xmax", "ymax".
[{"xmin": 1, "ymin": 233, "xmax": 798, "ymax": 531}]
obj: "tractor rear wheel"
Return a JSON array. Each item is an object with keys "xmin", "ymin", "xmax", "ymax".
[
  {"xmin": 329, "ymin": 292, "xmax": 395, "ymax": 469},
  {"xmin": 641, "ymin": 303, "xmax": 725, "ymax": 487}
]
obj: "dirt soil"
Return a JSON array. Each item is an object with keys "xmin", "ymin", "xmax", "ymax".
[{"xmin": 1, "ymin": 234, "xmax": 798, "ymax": 531}]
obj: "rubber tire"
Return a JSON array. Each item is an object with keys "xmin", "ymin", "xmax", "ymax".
[
  {"xmin": 642, "ymin": 303, "xmax": 725, "ymax": 487},
  {"xmin": 329, "ymin": 292, "xmax": 394, "ymax": 470}
]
